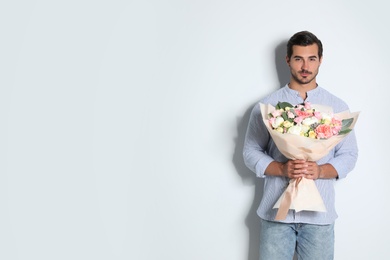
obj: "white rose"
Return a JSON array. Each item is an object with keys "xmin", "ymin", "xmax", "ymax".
[
  {"xmin": 272, "ymin": 116, "xmax": 284, "ymax": 128},
  {"xmin": 321, "ymin": 113, "xmax": 332, "ymax": 124},
  {"xmin": 301, "ymin": 124, "xmax": 310, "ymax": 133},
  {"xmin": 302, "ymin": 117, "xmax": 319, "ymax": 126},
  {"xmin": 287, "ymin": 125, "xmax": 302, "ymax": 136},
  {"xmin": 283, "ymin": 120, "xmax": 293, "ymax": 128}
]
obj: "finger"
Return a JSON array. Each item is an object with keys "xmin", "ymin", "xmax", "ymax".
[
  {"xmin": 291, "ymin": 164, "xmax": 307, "ymax": 172},
  {"xmin": 292, "ymin": 159, "xmax": 306, "ymax": 165}
]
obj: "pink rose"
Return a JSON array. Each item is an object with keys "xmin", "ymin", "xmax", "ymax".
[
  {"xmin": 272, "ymin": 110, "xmax": 282, "ymax": 117},
  {"xmin": 304, "ymin": 102, "xmax": 311, "ymax": 109},
  {"xmin": 332, "ymin": 127, "xmax": 342, "ymax": 134},
  {"xmin": 295, "ymin": 109, "xmax": 310, "ymax": 117},
  {"xmin": 294, "ymin": 116, "xmax": 304, "ymax": 124},
  {"xmin": 287, "ymin": 111, "xmax": 295, "ymax": 119},
  {"xmin": 315, "ymin": 124, "xmax": 334, "ymax": 139},
  {"xmin": 331, "ymin": 117, "xmax": 342, "ymax": 127},
  {"xmin": 269, "ymin": 117, "xmax": 275, "ymax": 126},
  {"xmin": 314, "ymin": 111, "xmax": 322, "ymax": 119}
]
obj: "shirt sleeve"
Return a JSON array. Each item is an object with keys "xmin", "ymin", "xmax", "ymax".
[
  {"xmin": 326, "ymin": 130, "xmax": 359, "ymax": 179},
  {"xmin": 242, "ymin": 103, "xmax": 275, "ymax": 178}
]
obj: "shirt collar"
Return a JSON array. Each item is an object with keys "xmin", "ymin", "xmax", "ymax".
[{"xmin": 284, "ymin": 84, "xmax": 322, "ymax": 99}]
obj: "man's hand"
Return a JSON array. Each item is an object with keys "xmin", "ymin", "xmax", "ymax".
[
  {"xmin": 282, "ymin": 160, "xmax": 321, "ymax": 180},
  {"xmin": 265, "ymin": 160, "xmax": 337, "ymax": 179}
]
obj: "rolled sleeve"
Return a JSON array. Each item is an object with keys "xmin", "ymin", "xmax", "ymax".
[
  {"xmin": 243, "ymin": 104, "xmax": 275, "ymax": 178},
  {"xmin": 327, "ymin": 131, "xmax": 358, "ymax": 179}
]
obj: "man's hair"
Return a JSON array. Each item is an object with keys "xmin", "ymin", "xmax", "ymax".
[{"xmin": 287, "ymin": 31, "xmax": 323, "ymax": 59}]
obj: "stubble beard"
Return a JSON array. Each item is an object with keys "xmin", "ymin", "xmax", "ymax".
[{"xmin": 291, "ymin": 69, "xmax": 319, "ymax": 85}]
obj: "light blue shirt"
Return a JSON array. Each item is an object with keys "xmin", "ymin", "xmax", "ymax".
[{"xmin": 243, "ymin": 85, "xmax": 358, "ymax": 224}]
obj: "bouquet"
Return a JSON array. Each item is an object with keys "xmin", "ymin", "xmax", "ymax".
[{"xmin": 260, "ymin": 101, "xmax": 359, "ymax": 220}]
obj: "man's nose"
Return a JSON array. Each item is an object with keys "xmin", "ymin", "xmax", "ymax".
[{"xmin": 301, "ymin": 60, "xmax": 308, "ymax": 70}]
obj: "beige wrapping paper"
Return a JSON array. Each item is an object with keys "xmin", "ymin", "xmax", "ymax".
[{"xmin": 260, "ymin": 103, "xmax": 360, "ymax": 221}]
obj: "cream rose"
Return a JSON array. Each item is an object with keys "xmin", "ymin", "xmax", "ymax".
[
  {"xmin": 302, "ymin": 116, "xmax": 319, "ymax": 126},
  {"xmin": 321, "ymin": 113, "xmax": 332, "ymax": 125},
  {"xmin": 272, "ymin": 117, "xmax": 284, "ymax": 128},
  {"xmin": 287, "ymin": 125, "xmax": 302, "ymax": 136},
  {"xmin": 283, "ymin": 121, "xmax": 293, "ymax": 128}
]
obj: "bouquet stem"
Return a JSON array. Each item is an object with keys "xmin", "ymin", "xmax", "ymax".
[
  {"xmin": 275, "ymin": 177, "xmax": 302, "ymax": 221},
  {"xmin": 273, "ymin": 177, "xmax": 327, "ymax": 220}
]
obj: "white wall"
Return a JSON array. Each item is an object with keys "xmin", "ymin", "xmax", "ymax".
[{"xmin": 1, "ymin": 1, "xmax": 388, "ymax": 259}]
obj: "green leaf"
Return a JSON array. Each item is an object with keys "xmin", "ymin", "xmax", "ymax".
[
  {"xmin": 339, "ymin": 129, "xmax": 352, "ymax": 135},
  {"xmin": 281, "ymin": 111, "xmax": 288, "ymax": 120},
  {"xmin": 341, "ymin": 118, "xmax": 353, "ymax": 131},
  {"xmin": 276, "ymin": 101, "xmax": 293, "ymax": 110}
]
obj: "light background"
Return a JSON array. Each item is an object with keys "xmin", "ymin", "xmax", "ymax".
[{"xmin": 1, "ymin": 1, "xmax": 388, "ymax": 259}]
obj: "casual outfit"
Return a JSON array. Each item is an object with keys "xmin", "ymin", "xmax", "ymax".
[{"xmin": 243, "ymin": 85, "xmax": 358, "ymax": 259}]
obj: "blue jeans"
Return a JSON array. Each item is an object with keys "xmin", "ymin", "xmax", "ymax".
[{"xmin": 259, "ymin": 218, "xmax": 334, "ymax": 260}]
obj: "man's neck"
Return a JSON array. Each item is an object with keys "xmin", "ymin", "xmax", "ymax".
[{"xmin": 288, "ymin": 82, "xmax": 318, "ymax": 100}]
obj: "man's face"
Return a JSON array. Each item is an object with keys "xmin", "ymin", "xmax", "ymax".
[{"xmin": 286, "ymin": 44, "xmax": 322, "ymax": 85}]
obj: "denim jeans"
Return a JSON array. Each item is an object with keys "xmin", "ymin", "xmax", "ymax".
[{"xmin": 259, "ymin": 218, "xmax": 334, "ymax": 260}]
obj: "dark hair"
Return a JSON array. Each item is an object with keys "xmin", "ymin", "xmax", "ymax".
[{"xmin": 287, "ymin": 31, "xmax": 323, "ymax": 59}]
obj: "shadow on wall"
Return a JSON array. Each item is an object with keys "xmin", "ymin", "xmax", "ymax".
[
  {"xmin": 275, "ymin": 40, "xmax": 290, "ymax": 88},
  {"xmin": 232, "ymin": 39, "xmax": 290, "ymax": 260},
  {"xmin": 233, "ymin": 106, "xmax": 264, "ymax": 260}
]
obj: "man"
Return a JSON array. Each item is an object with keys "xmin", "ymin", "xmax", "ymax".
[{"xmin": 243, "ymin": 31, "xmax": 358, "ymax": 259}]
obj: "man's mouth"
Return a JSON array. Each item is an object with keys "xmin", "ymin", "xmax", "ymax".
[{"xmin": 300, "ymin": 71, "xmax": 312, "ymax": 77}]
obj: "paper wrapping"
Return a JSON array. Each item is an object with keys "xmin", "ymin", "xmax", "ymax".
[{"xmin": 260, "ymin": 103, "xmax": 360, "ymax": 220}]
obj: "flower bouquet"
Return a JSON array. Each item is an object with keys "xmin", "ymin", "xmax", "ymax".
[{"xmin": 260, "ymin": 102, "xmax": 359, "ymax": 220}]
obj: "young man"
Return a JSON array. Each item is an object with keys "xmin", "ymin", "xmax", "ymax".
[{"xmin": 243, "ymin": 31, "xmax": 358, "ymax": 259}]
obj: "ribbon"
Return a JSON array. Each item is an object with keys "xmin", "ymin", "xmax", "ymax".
[{"xmin": 274, "ymin": 177, "xmax": 302, "ymax": 221}]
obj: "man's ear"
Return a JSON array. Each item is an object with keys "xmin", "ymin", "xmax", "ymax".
[{"xmin": 286, "ymin": 56, "xmax": 290, "ymax": 66}]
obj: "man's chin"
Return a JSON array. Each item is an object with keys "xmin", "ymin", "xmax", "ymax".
[
  {"xmin": 291, "ymin": 73, "xmax": 316, "ymax": 85},
  {"xmin": 297, "ymin": 77, "xmax": 314, "ymax": 85}
]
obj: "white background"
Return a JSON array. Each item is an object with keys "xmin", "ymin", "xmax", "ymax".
[{"xmin": 1, "ymin": 1, "xmax": 388, "ymax": 259}]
